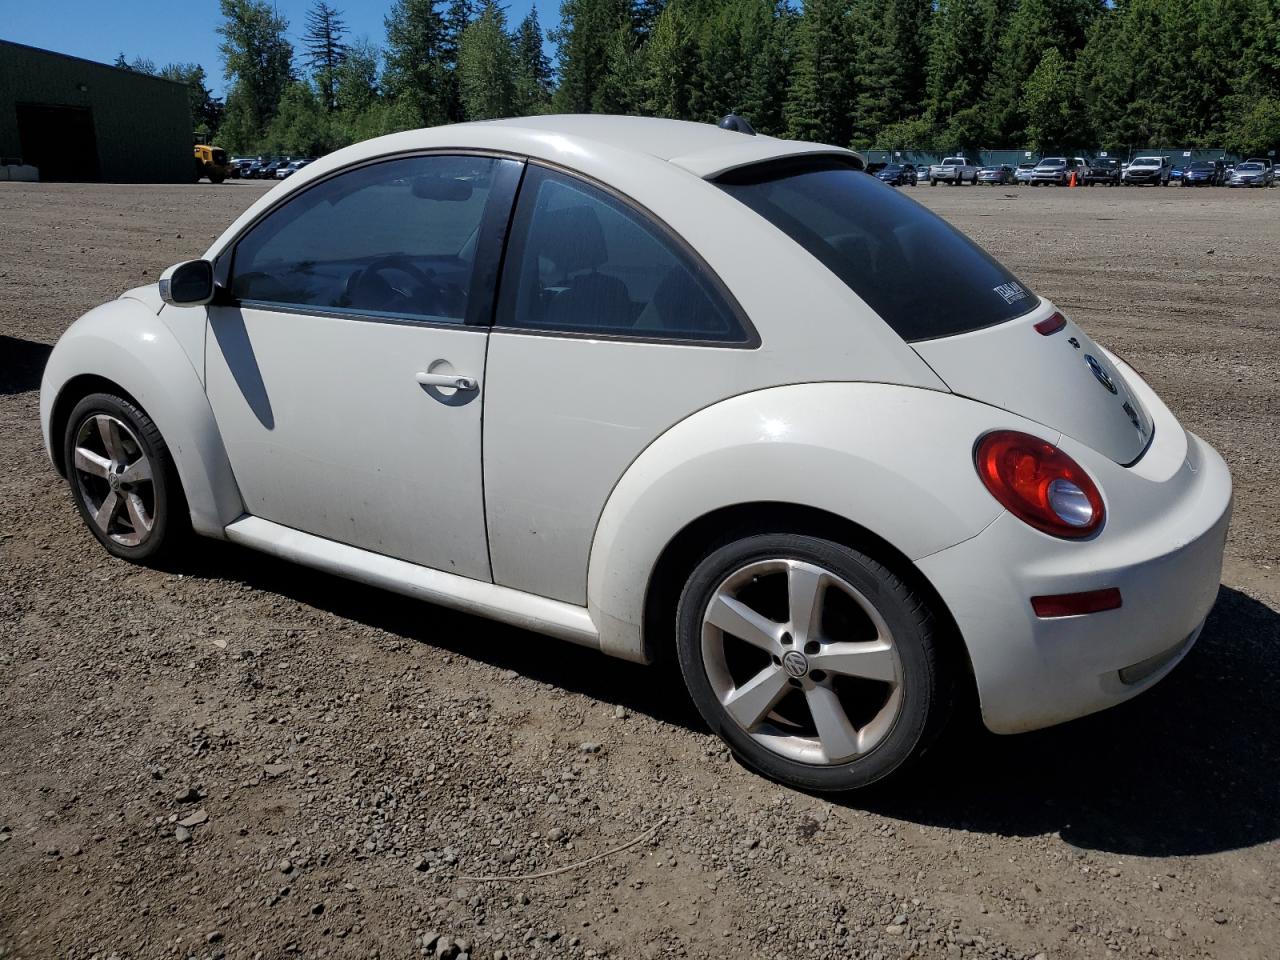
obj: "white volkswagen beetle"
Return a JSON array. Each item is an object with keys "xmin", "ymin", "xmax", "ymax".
[{"xmin": 40, "ymin": 116, "xmax": 1231, "ymax": 791}]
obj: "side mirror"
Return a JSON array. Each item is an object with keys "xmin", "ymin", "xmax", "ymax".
[{"xmin": 159, "ymin": 259, "xmax": 215, "ymax": 306}]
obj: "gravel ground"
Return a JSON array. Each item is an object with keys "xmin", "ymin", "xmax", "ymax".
[{"xmin": 1, "ymin": 180, "xmax": 1277, "ymax": 960}]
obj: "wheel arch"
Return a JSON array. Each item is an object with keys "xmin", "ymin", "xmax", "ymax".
[
  {"xmin": 585, "ymin": 382, "xmax": 1036, "ymax": 672},
  {"xmin": 48, "ymin": 374, "xmax": 144, "ymax": 476},
  {"xmin": 40, "ymin": 301, "xmax": 244, "ymax": 537}
]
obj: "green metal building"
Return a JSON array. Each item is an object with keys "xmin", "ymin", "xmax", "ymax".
[{"xmin": 0, "ymin": 40, "xmax": 192, "ymax": 182}]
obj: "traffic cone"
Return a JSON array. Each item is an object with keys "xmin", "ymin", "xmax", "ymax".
[{"xmin": 1069, "ymin": 171, "xmax": 1077, "ymax": 187}]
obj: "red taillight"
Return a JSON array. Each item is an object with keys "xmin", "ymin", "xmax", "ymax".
[
  {"xmin": 1031, "ymin": 588, "xmax": 1122, "ymax": 618},
  {"xmin": 974, "ymin": 431, "xmax": 1105, "ymax": 538},
  {"xmin": 1034, "ymin": 312, "xmax": 1066, "ymax": 336}
]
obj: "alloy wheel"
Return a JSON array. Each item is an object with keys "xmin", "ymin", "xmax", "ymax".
[
  {"xmin": 72, "ymin": 414, "xmax": 156, "ymax": 547},
  {"xmin": 700, "ymin": 558, "xmax": 904, "ymax": 765}
]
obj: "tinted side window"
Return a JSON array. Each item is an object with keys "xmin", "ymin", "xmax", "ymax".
[
  {"xmin": 718, "ymin": 158, "xmax": 1039, "ymax": 342},
  {"xmin": 495, "ymin": 166, "xmax": 747, "ymax": 343},
  {"xmin": 230, "ymin": 155, "xmax": 506, "ymax": 325}
]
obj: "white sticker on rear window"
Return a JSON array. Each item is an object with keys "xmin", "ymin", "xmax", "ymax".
[{"xmin": 993, "ymin": 281, "xmax": 1028, "ymax": 304}]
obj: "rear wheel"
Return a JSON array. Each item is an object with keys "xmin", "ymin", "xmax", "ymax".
[
  {"xmin": 62, "ymin": 392, "xmax": 188, "ymax": 564},
  {"xmin": 675, "ymin": 533, "xmax": 950, "ymax": 792}
]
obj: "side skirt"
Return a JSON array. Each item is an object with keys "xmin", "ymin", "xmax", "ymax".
[{"xmin": 224, "ymin": 515, "xmax": 601, "ymax": 649}]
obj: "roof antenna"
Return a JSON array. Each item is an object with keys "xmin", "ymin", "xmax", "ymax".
[{"xmin": 717, "ymin": 114, "xmax": 756, "ymax": 136}]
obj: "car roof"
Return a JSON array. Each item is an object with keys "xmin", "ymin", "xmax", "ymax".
[{"xmin": 464, "ymin": 115, "xmax": 859, "ymax": 178}]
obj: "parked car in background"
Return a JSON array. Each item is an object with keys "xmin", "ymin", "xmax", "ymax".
[
  {"xmin": 1014, "ymin": 161, "xmax": 1037, "ymax": 184},
  {"xmin": 1228, "ymin": 161, "xmax": 1271, "ymax": 187},
  {"xmin": 1083, "ymin": 158, "xmax": 1122, "ymax": 186},
  {"xmin": 229, "ymin": 158, "xmax": 254, "ymax": 179},
  {"xmin": 876, "ymin": 163, "xmax": 918, "ymax": 186},
  {"xmin": 36, "ymin": 115, "xmax": 1233, "ymax": 793},
  {"xmin": 976, "ymin": 164, "xmax": 1015, "ymax": 185},
  {"xmin": 1244, "ymin": 158, "xmax": 1275, "ymax": 185},
  {"xmin": 928, "ymin": 157, "xmax": 979, "ymax": 185},
  {"xmin": 1181, "ymin": 161, "xmax": 1223, "ymax": 186},
  {"xmin": 1030, "ymin": 157, "xmax": 1082, "ymax": 186},
  {"xmin": 1123, "ymin": 156, "xmax": 1171, "ymax": 186},
  {"xmin": 1168, "ymin": 165, "xmax": 1184, "ymax": 183},
  {"xmin": 276, "ymin": 158, "xmax": 315, "ymax": 180}
]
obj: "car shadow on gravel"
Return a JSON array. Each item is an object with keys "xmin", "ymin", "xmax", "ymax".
[
  {"xmin": 178, "ymin": 540, "xmax": 706, "ymax": 731},
  {"xmin": 853, "ymin": 585, "xmax": 1280, "ymax": 858},
  {"xmin": 180, "ymin": 542, "xmax": 1277, "ymax": 858},
  {"xmin": 0, "ymin": 336, "xmax": 52, "ymax": 394}
]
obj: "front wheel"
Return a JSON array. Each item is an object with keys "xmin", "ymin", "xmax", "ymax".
[
  {"xmin": 63, "ymin": 392, "xmax": 189, "ymax": 564},
  {"xmin": 675, "ymin": 533, "xmax": 950, "ymax": 792}
]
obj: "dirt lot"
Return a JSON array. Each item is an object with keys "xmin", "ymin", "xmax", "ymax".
[{"xmin": 1, "ymin": 180, "xmax": 1278, "ymax": 960}]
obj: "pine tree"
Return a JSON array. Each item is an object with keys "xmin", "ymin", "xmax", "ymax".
[
  {"xmin": 513, "ymin": 7, "xmax": 554, "ymax": 116},
  {"xmin": 552, "ymin": 0, "xmax": 631, "ymax": 112},
  {"xmin": 458, "ymin": 0, "xmax": 517, "ymax": 119},
  {"xmin": 640, "ymin": 2, "xmax": 695, "ymax": 118},
  {"xmin": 854, "ymin": 0, "xmax": 930, "ymax": 138},
  {"xmin": 442, "ymin": 0, "xmax": 477, "ymax": 120},
  {"xmin": 304, "ymin": 2, "xmax": 348, "ymax": 112},
  {"xmin": 597, "ymin": 21, "xmax": 645, "ymax": 113},
  {"xmin": 1023, "ymin": 46, "xmax": 1076, "ymax": 150},
  {"xmin": 989, "ymin": 0, "xmax": 1102, "ymax": 142},
  {"xmin": 218, "ymin": 0, "xmax": 294, "ymax": 145},
  {"xmin": 383, "ymin": 0, "xmax": 451, "ymax": 127},
  {"xmin": 783, "ymin": 0, "xmax": 854, "ymax": 144}
]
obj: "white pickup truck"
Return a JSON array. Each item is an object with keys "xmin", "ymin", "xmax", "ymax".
[{"xmin": 928, "ymin": 156, "xmax": 979, "ymax": 185}]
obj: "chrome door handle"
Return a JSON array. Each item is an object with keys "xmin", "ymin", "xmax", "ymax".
[{"xmin": 415, "ymin": 372, "xmax": 478, "ymax": 391}]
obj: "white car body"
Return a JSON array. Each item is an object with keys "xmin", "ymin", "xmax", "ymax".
[{"xmin": 40, "ymin": 116, "xmax": 1230, "ymax": 756}]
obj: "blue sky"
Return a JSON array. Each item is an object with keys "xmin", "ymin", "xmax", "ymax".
[{"xmin": 3, "ymin": 0, "xmax": 549, "ymax": 97}]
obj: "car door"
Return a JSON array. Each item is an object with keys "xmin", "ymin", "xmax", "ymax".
[
  {"xmin": 481, "ymin": 163, "xmax": 758, "ymax": 604},
  {"xmin": 204, "ymin": 153, "xmax": 522, "ymax": 580}
]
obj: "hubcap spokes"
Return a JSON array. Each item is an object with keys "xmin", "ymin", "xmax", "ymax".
[
  {"xmin": 701, "ymin": 559, "xmax": 903, "ymax": 765},
  {"xmin": 73, "ymin": 415, "xmax": 156, "ymax": 547}
]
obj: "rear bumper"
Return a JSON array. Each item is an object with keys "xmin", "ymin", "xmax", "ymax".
[{"xmin": 918, "ymin": 425, "xmax": 1232, "ymax": 735}]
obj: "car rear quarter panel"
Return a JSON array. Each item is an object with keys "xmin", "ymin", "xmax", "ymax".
[
  {"xmin": 586, "ymin": 382, "xmax": 1050, "ymax": 662},
  {"xmin": 39, "ymin": 299, "xmax": 243, "ymax": 536}
]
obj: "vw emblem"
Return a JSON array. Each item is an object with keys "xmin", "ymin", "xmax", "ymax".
[
  {"xmin": 1084, "ymin": 354, "xmax": 1118, "ymax": 394},
  {"xmin": 782, "ymin": 650, "xmax": 809, "ymax": 678}
]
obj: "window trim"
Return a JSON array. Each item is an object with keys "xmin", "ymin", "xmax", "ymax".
[
  {"xmin": 488, "ymin": 160, "xmax": 759, "ymax": 349},
  {"xmin": 213, "ymin": 150, "xmax": 526, "ymax": 331}
]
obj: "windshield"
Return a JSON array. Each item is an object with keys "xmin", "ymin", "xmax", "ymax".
[
  {"xmin": 943, "ymin": 159, "xmax": 963, "ymax": 166},
  {"xmin": 1038, "ymin": 159, "xmax": 1066, "ymax": 168},
  {"xmin": 1238, "ymin": 163, "xmax": 1263, "ymax": 171},
  {"xmin": 717, "ymin": 158, "xmax": 1038, "ymax": 342},
  {"xmin": 881, "ymin": 165, "xmax": 902, "ymax": 173},
  {"xmin": 1018, "ymin": 163, "xmax": 1035, "ymax": 169},
  {"xmin": 1132, "ymin": 159, "xmax": 1161, "ymax": 167},
  {"xmin": 1190, "ymin": 162, "xmax": 1215, "ymax": 170}
]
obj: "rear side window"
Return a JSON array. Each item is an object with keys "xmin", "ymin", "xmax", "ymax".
[
  {"xmin": 717, "ymin": 158, "xmax": 1039, "ymax": 341},
  {"xmin": 495, "ymin": 165, "xmax": 748, "ymax": 343}
]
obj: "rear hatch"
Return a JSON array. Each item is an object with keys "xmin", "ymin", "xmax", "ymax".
[
  {"xmin": 716, "ymin": 157, "xmax": 1154, "ymax": 465},
  {"xmin": 911, "ymin": 310, "xmax": 1153, "ymax": 465}
]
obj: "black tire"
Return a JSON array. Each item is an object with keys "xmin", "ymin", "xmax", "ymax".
[
  {"xmin": 63, "ymin": 392, "xmax": 189, "ymax": 565},
  {"xmin": 209, "ymin": 169, "xmax": 225, "ymax": 184},
  {"xmin": 675, "ymin": 532, "xmax": 951, "ymax": 792}
]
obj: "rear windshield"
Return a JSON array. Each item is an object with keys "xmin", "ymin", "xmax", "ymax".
[{"xmin": 717, "ymin": 158, "xmax": 1039, "ymax": 342}]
